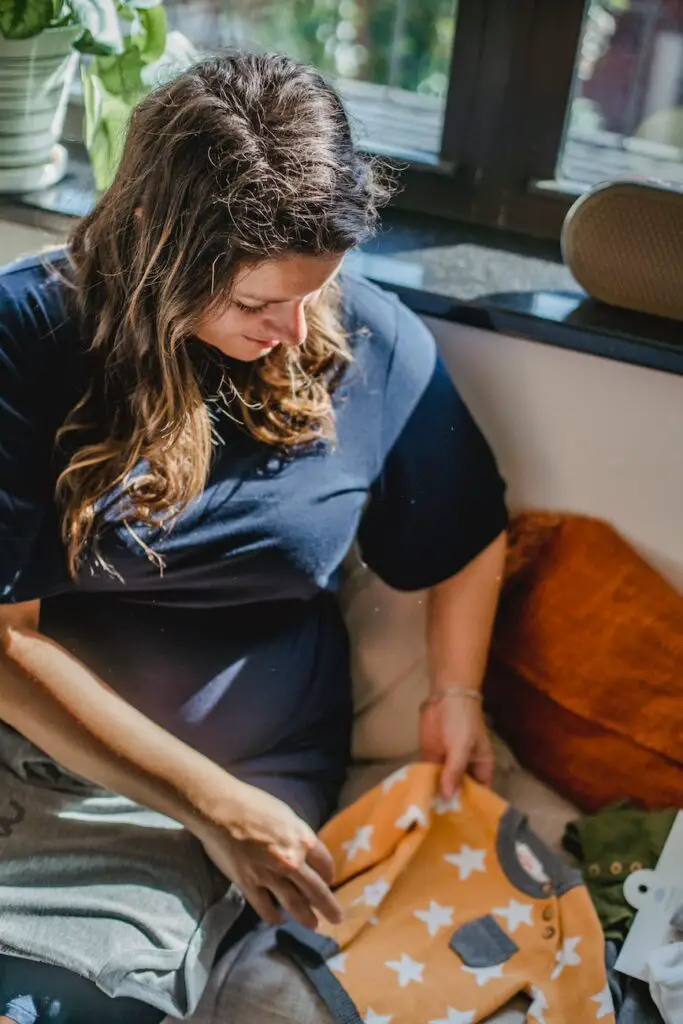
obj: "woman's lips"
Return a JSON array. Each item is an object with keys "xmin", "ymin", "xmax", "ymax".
[{"xmin": 245, "ymin": 336, "xmax": 279, "ymax": 349}]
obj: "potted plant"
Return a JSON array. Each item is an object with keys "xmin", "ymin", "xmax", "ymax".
[{"xmin": 0, "ymin": 0, "xmax": 196, "ymax": 194}]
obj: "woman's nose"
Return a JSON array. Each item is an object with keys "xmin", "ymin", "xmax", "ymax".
[{"xmin": 274, "ymin": 301, "xmax": 308, "ymax": 347}]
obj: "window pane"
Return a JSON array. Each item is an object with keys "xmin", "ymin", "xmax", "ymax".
[
  {"xmin": 560, "ymin": 0, "xmax": 683, "ymax": 188},
  {"xmin": 164, "ymin": 0, "xmax": 458, "ymax": 160}
]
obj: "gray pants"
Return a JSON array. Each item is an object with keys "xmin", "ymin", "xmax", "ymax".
[
  {"xmin": 169, "ymin": 925, "xmax": 332, "ymax": 1024},
  {"xmin": 174, "ymin": 924, "xmax": 531, "ymax": 1024},
  {"xmin": 0, "ymin": 724, "xmax": 244, "ymax": 1020}
]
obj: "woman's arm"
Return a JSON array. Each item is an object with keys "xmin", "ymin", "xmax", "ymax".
[
  {"xmin": 0, "ymin": 602, "xmax": 341, "ymax": 929},
  {"xmin": 421, "ymin": 530, "xmax": 507, "ymax": 797},
  {"xmin": 0, "ymin": 601, "xmax": 232, "ymax": 825}
]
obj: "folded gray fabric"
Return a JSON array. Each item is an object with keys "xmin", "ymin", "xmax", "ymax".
[
  {"xmin": 175, "ymin": 923, "xmax": 332, "ymax": 1024},
  {"xmin": 0, "ymin": 722, "xmax": 244, "ymax": 1018}
]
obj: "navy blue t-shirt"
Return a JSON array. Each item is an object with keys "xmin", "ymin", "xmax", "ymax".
[{"xmin": 0, "ymin": 253, "xmax": 507, "ymax": 824}]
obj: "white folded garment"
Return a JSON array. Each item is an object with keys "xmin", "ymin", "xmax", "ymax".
[{"xmin": 647, "ymin": 943, "xmax": 683, "ymax": 1024}]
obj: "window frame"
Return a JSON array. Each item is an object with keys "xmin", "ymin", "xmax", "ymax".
[{"xmin": 387, "ymin": 0, "xmax": 589, "ymax": 240}]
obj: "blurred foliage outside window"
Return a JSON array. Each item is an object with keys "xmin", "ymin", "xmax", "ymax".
[{"xmin": 164, "ymin": 0, "xmax": 458, "ymax": 155}]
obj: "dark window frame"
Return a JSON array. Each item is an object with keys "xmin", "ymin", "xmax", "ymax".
[{"xmin": 388, "ymin": 0, "xmax": 588, "ymax": 240}]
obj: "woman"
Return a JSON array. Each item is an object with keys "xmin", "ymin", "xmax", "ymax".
[{"xmin": 0, "ymin": 53, "xmax": 507, "ymax": 1024}]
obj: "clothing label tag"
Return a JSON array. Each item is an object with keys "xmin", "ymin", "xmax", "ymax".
[
  {"xmin": 616, "ymin": 811, "xmax": 683, "ymax": 981},
  {"xmin": 515, "ymin": 842, "xmax": 549, "ymax": 884}
]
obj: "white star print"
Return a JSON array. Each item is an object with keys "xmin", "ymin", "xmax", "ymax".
[
  {"xmin": 433, "ymin": 792, "xmax": 462, "ymax": 815},
  {"xmin": 493, "ymin": 899, "xmax": 534, "ymax": 934},
  {"xmin": 342, "ymin": 825, "xmax": 374, "ymax": 862},
  {"xmin": 353, "ymin": 878, "xmax": 390, "ymax": 908},
  {"xmin": 385, "ymin": 953, "xmax": 425, "ymax": 987},
  {"xmin": 327, "ymin": 952, "xmax": 348, "ymax": 975},
  {"xmin": 591, "ymin": 985, "xmax": 614, "ymax": 1019},
  {"xmin": 444, "ymin": 845, "xmax": 487, "ymax": 881},
  {"xmin": 382, "ymin": 767, "xmax": 409, "ymax": 792},
  {"xmin": 428, "ymin": 1010, "xmax": 476, "ymax": 1024},
  {"xmin": 395, "ymin": 803, "xmax": 429, "ymax": 830},
  {"xmin": 461, "ymin": 964, "xmax": 505, "ymax": 987},
  {"xmin": 528, "ymin": 986, "xmax": 548, "ymax": 1024},
  {"xmin": 414, "ymin": 900, "xmax": 454, "ymax": 937},
  {"xmin": 550, "ymin": 937, "xmax": 582, "ymax": 980},
  {"xmin": 364, "ymin": 1010, "xmax": 394, "ymax": 1024}
]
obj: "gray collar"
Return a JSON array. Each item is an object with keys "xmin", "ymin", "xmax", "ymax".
[{"xmin": 497, "ymin": 807, "xmax": 582, "ymax": 898}]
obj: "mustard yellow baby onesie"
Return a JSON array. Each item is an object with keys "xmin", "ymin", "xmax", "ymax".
[{"xmin": 277, "ymin": 764, "xmax": 615, "ymax": 1024}]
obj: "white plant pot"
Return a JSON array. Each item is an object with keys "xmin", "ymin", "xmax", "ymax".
[{"xmin": 0, "ymin": 26, "xmax": 81, "ymax": 193}]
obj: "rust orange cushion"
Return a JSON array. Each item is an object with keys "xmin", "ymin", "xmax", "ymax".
[{"xmin": 485, "ymin": 513, "xmax": 683, "ymax": 812}]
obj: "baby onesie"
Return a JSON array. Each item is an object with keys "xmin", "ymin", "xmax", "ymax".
[{"xmin": 276, "ymin": 764, "xmax": 615, "ymax": 1024}]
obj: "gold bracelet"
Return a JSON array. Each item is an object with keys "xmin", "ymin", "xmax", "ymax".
[{"xmin": 420, "ymin": 687, "xmax": 483, "ymax": 713}]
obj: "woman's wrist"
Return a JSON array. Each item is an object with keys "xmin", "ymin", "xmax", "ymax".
[
  {"xmin": 177, "ymin": 761, "xmax": 249, "ymax": 839},
  {"xmin": 420, "ymin": 686, "xmax": 483, "ymax": 714}
]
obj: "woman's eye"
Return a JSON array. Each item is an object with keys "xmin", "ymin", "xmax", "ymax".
[{"xmin": 235, "ymin": 300, "xmax": 267, "ymax": 315}]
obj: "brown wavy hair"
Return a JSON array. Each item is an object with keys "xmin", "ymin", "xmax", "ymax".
[{"xmin": 57, "ymin": 53, "xmax": 390, "ymax": 576}]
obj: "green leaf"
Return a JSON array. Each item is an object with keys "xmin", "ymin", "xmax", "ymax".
[
  {"xmin": 68, "ymin": 0, "xmax": 122, "ymax": 53},
  {"xmin": 0, "ymin": 0, "xmax": 55, "ymax": 38},
  {"xmin": 81, "ymin": 61, "xmax": 102, "ymax": 150},
  {"xmin": 132, "ymin": 4, "xmax": 165, "ymax": 63},
  {"xmin": 79, "ymin": 11, "xmax": 196, "ymax": 192},
  {"xmin": 93, "ymin": 45, "xmax": 146, "ymax": 98},
  {"xmin": 82, "ymin": 66, "xmax": 131, "ymax": 191},
  {"xmin": 74, "ymin": 27, "xmax": 116, "ymax": 53}
]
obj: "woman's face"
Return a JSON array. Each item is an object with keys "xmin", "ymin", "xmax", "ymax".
[{"xmin": 195, "ymin": 252, "xmax": 344, "ymax": 361}]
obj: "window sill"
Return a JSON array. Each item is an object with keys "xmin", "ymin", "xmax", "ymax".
[{"xmin": 2, "ymin": 153, "xmax": 682, "ymax": 379}]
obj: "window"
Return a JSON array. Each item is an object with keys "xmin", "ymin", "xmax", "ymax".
[
  {"xmin": 66, "ymin": 0, "xmax": 683, "ymax": 240},
  {"xmin": 160, "ymin": 0, "xmax": 592, "ymax": 238},
  {"xmin": 560, "ymin": 0, "xmax": 683, "ymax": 190},
  {"xmin": 165, "ymin": 0, "xmax": 458, "ymax": 162}
]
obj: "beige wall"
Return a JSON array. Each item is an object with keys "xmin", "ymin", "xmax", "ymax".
[
  {"xmin": 3, "ymin": 221, "xmax": 682, "ymax": 589},
  {"xmin": 429, "ymin": 317, "xmax": 683, "ymax": 591}
]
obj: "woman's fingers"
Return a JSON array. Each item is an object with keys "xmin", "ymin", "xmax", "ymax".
[
  {"xmin": 266, "ymin": 863, "xmax": 343, "ymax": 930},
  {"xmin": 306, "ymin": 837, "xmax": 335, "ymax": 885},
  {"xmin": 246, "ymin": 884, "xmax": 283, "ymax": 926},
  {"xmin": 269, "ymin": 878, "xmax": 319, "ymax": 931},
  {"xmin": 295, "ymin": 861, "xmax": 343, "ymax": 925},
  {"xmin": 441, "ymin": 745, "xmax": 468, "ymax": 799},
  {"xmin": 470, "ymin": 732, "xmax": 495, "ymax": 788}
]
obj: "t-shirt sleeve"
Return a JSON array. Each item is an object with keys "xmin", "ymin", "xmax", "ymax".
[
  {"xmin": 0, "ymin": 291, "xmax": 56, "ymax": 603},
  {"xmin": 357, "ymin": 299, "xmax": 507, "ymax": 591}
]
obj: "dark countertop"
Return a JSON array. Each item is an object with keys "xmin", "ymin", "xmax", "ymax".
[{"xmin": 2, "ymin": 152, "xmax": 683, "ymax": 377}]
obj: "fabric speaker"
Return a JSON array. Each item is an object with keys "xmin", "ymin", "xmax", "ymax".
[{"xmin": 562, "ymin": 180, "xmax": 683, "ymax": 321}]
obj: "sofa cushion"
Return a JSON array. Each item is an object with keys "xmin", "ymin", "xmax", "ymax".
[{"xmin": 487, "ymin": 512, "xmax": 683, "ymax": 811}]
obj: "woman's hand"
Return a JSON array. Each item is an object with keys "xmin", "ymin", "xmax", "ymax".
[
  {"xmin": 197, "ymin": 779, "xmax": 343, "ymax": 931},
  {"xmin": 419, "ymin": 694, "xmax": 495, "ymax": 799}
]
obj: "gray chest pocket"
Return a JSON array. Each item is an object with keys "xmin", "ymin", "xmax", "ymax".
[{"xmin": 449, "ymin": 915, "xmax": 519, "ymax": 968}]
